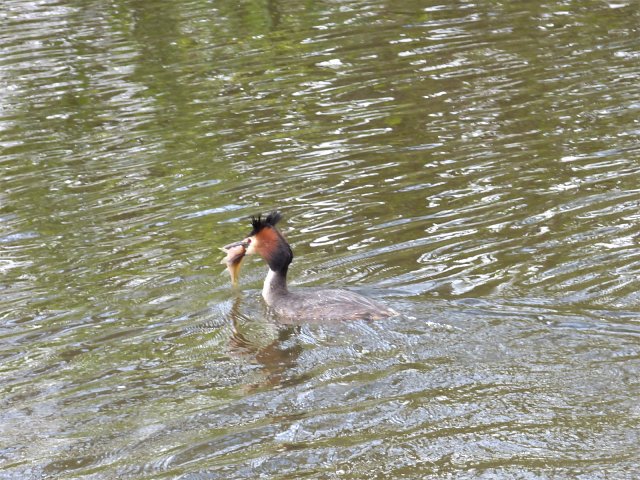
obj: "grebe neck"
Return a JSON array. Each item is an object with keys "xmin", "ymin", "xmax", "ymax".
[{"xmin": 262, "ymin": 267, "xmax": 288, "ymax": 304}]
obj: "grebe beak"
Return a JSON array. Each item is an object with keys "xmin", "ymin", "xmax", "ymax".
[{"xmin": 222, "ymin": 239, "xmax": 249, "ymax": 251}]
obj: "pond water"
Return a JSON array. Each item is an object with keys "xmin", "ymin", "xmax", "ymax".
[{"xmin": 2, "ymin": 0, "xmax": 640, "ymax": 478}]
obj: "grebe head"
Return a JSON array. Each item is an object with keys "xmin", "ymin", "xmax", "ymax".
[{"xmin": 224, "ymin": 211, "xmax": 293, "ymax": 275}]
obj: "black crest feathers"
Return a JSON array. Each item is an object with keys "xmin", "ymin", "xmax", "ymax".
[{"xmin": 250, "ymin": 211, "xmax": 282, "ymax": 236}]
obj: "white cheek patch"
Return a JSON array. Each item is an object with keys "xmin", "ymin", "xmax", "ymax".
[{"xmin": 246, "ymin": 237, "xmax": 258, "ymax": 255}]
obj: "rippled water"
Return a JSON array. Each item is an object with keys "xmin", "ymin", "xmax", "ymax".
[{"xmin": 2, "ymin": 0, "xmax": 640, "ymax": 478}]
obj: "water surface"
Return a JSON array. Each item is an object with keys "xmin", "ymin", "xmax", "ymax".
[{"xmin": 1, "ymin": 0, "xmax": 640, "ymax": 478}]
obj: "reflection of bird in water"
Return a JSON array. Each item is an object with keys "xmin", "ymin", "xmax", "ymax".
[
  {"xmin": 222, "ymin": 211, "xmax": 397, "ymax": 322},
  {"xmin": 227, "ymin": 294, "xmax": 303, "ymax": 390}
]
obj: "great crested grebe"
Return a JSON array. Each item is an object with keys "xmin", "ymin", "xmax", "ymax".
[{"xmin": 222, "ymin": 211, "xmax": 397, "ymax": 321}]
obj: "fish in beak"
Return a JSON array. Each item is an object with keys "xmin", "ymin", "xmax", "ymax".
[{"xmin": 220, "ymin": 239, "xmax": 249, "ymax": 286}]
